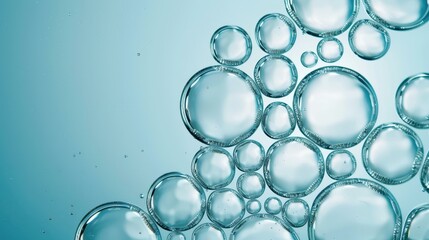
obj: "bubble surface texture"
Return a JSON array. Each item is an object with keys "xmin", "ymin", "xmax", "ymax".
[
  {"xmin": 362, "ymin": 123, "xmax": 424, "ymax": 185},
  {"xmin": 402, "ymin": 204, "xmax": 429, "ymax": 240},
  {"xmin": 146, "ymin": 172, "xmax": 206, "ymax": 231},
  {"xmin": 293, "ymin": 66, "xmax": 378, "ymax": 149},
  {"xmin": 192, "ymin": 223, "xmax": 226, "ymax": 240},
  {"xmin": 191, "ymin": 146, "xmax": 235, "ymax": 190},
  {"xmin": 246, "ymin": 200, "xmax": 262, "ymax": 214},
  {"xmin": 264, "ymin": 197, "xmax": 282, "ymax": 215},
  {"xmin": 282, "ymin": 198, "xmax": 309, "ymax": 228},
  {"xmin": 396, "ymin": 73, "xmax": 429, "ymax": 128},
  {"xmin": 264, "ymin": 137, "xmax": 324, "ymax": 198},
  {"xmin": 236, "ymin": 172, "xmax": 265, "ymax": 199},
  {"xmin": 363, "ymin": 0, "xmax": 429, "ymax": 30},
  {"xmin": 349, "ymin": 19, "xmax": 391, "ymax": 60},
  {"xmin": 254, "ymin": 55, "xmax": 298, "ymax": 98},
  {"xmin": 255, "ymin": 13, "xmax": 297, "ymax": 54},
  {"xmin": 230, "ymin": 214, "xmax": 299, "ymax": 240},
  {"xmin": 422, "ymin": 152, "xmax": 429, "ymax": 193},
  {"xmin": 180, "ymin": 66, "xmax": 263, "ymax": 147},
  {"xmin": 309, "ymin": 178, "xmax": 402, "ymax": 240},
  {"xmin": 262, "ymin": 102, "xmax": 296, "ymax": 139},
  {"xmin": 207, "ymin": 188, "xmax": 245, "ymax": 228},
  {"xmin": 75, "ymin": 202, "xmax": 161, "ymax": 240},
  {"xmin": 326, "ymin": 149, "xmax": 356, "ymax": 180},
  {"xmin": 210, "ymin": 25, "xmax": 252, "ymax": 66},
  {"xmin": 317, "ymin": 37, "xmax": 344, "ymax": 63},
  {"xmin": 300, "ymin": 51, "xmax": 318, "ymax": 68},
  {"xmin": 233, "ymin": 140, "xmax": 265, "ymax": 172},
  {"xmin": 284, "ymin": 0, "xmax": 360, "ymax": 37}
]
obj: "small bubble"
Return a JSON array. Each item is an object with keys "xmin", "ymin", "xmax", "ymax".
[
  {"xmin": 233, "ymin": 140, "xmax": 265, "ymax": 172},
  {"xmin": 137, "ymin": 52, "xmax": 141, "ymax": 56},
  {"xmin": 282, "ymin": 198, "xmax": 309, "ymax": 228},
  {"xmin": 207, "ymin": 188, "xmax": 245, "ymax": 228},
  {"xmin": 124, "ymin": 155, "xmax": 128, "ymax": 158},
  {"xmin": 255, "ymin": 13, "xmax": 296, "ymax": 54},
  {"xmin": 139, "ymin": 193, "xmax": 145, "ymax": 199},
  {"xmin": 264, "ymin": 197, "xmax": 282, "ymax": 215},
  {"xmin": 317, "ymin": 37, "xmax": 344, "ymax": 63},
  {"xmin": 246, "ymin": 199, "xmax": 262, "ymax": 214},
  {"xmin": 192, "ymin": 223, "xmax": 226, "ymax": 240},
  {"xmin": 300, "ymin": 51, "xmax": 318, "ymax": 68},
  {"xmin": 262, "ymin": 102, "xmax": 296, "ymax": 139},
  {"xmin": 236, "ymin": 172, "xmax": 265, "ymax": 199},
  {"xmin": 326, "ymin": 150, "xmax": 356, "ymax": 180}
]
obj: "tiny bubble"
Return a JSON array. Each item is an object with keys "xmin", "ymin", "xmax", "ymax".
[
  {"xmin": 78, "ymin": 152, "xmax": 81, "ymax": 155},
  {"xmin": 137, "ymin": 53, "xmax": 141, "ymax": 56},
  {"xmin": 140, "ymin": 193, "xmax": 145, "ymax": 199},
  {"xmin": 124, "ymin": 155, "xmax": 128, "ymax": 158}
]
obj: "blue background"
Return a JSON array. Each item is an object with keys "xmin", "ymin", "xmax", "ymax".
[{"xmin": 0, "ymin": 0, "xmax": 428, "ymax": 239}]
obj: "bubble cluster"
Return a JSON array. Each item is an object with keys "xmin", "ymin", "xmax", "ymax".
[
  {"xmin": 349, "ymin": 19, "xmax": 390, "ymax": 60},
  {"xmin": 326, "ymin": 150, "xmax": 356, "ymax": 180},
  {"xmin": 236, "ymin": 172, "xmax": 265, "ymax": 199},
  {"xmin": 402, "ymin": 204, "xmax": 429, "ymax": 240},
  {"xmin": 317, "ymin": 37, "xmax": 344, "ymax": 63},
  {"xmin": 282, "ymin": 198, "xmax": 309, "ymax": 228},
  {"xmin": 207, "ymin": 188, "xmax": 245, "ymax": 228},
  {"xmin": 262, "ymin": 102, "xmax": 296, "ymax": 139},
  {"xmin": 192, "ymin": 223, "xmax": 226, "ymax": 240},
  {"xmin": 300, "ymin": 51, "xmax": 318, "ymax": 68},
  {"xmin": 233, "ymin": 140, "xmax": 265, "ymax": 172}
]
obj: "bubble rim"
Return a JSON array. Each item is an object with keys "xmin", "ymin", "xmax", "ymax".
[
  {"xmin": 284, "ymin": 0, "xmax": 360, "ymax": 37},
  {"xmin": 207, "ymin": 188, "xmax": 245, "ymax": 228},
  {"xmin": 282, "ymin": 198, "xmax": 310, "ymax": 228},
  {"xmin": 362, "ymin": 0, "xmax": 429, "ymax": 31},
  {"xmin": 316, "ymin": 37, "xmax": 344, "ymax": 63},
  {"xmin": 233, "ymin": 139, "xmax": 265, "ymax": 172},
  {"xmin": 210, "ymin": 25, "xmax": 252, "ymax": 66},
  {"xmin": 421, "ymin": 151, "xmax": 429, "ymax": 193},
  {"xmin": 293, "ymin": 66, "xmax": 379, "ymax": 149},
  {"xmin": 180, "ymin": 65, "xmax": 264, "ymax": 147},
  {"xmin": 264, "ymin": 196, "xmax": 282, "ymax": 215},
  {"xmin": 348, "ymin": 19, "xmax": 391, "ymax": 60},
  {"xmin": 262, "ymin": 101, "xmax": 297, "ymax": 139},
  {"xmin": 74, "ymin": 201, "xmax": 161, "ymax": 240},
  {"xmin": 264, "ymin": 136, "xmax": 325, "ymax": 198},
  {"xmin": 191, "ymin": 222, "xmax": 226, "ymax": 240},
  {"xmin": 191, "ymin": 146, "xmax": 235, "ymax": 190},
  {"xmin": 402, "ymin": 203, "xmax": 429, "ymax": 240},
  {"xmin": 308, "ymin": 178, "xmax": 402, "ymax": 240},
  {"xmin": 362, "ymin": 122, "xmax": 424, "ymax": 185},
  {"xmin": 326, "ymin": 149, "xmax": 357, "ymax": 180},
  {"xmin": 246, "ymin": 199, "xmax": 262, "ymax": 214},
  {"xmin": 146, "ymin": 172, "xmax": 206, "ymax": 231},
  {"xmin": 236, "ymin": 172, "xmax": 266, "ymax": 199},
  {"xmin": 254, "ymin": 13, "xmax": 297, "ymax": 54},
  {"xmin": 395, "ymin": 73, "xmax": 429, "ymax": 129},
  {"xmin": 300, "ymin": 51, "xmax": 318, "ymax": 68}
]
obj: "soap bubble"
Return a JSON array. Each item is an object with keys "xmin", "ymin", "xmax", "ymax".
[
  {"xmin": 300, "ymin": 51, "xmax": 318, "ymax": 68},
  {"xmin": 233, "ymin": 140, "xmax": 265, "ymax": 172},
  {"xmin": 317, "ymin": 37, "xmax": 344, "ymax": 63},
  {"xmin": 207, "ymin": 188, "xmax": 245, "ymax": 228}
]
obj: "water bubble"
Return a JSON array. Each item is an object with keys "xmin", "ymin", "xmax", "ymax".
[
  {"xmin": 246, "ymin": 200, "xmax": 262, "ymax": 214},
  {"xmin": 326, "ymin": 150, "xmax": 356, "ymax": 180},
  {"xmin": 293, "ymin": 66, "xmax": 378, "ymax": 149},
  {"xmin": 422, "ymin": 152, "xmax": 429, "ymax": 193},
  {"xmin": 363, "ymin": 0, "xmax": 429, "ymax": 30},
  {"xmin": 167, "ymin": 232, "xmax": 186, "ymax": 240},
  {"xmin": 75, "ymin": 202, "xmax": 161, "ymax": 240},
  {"xmin": 284, "ymin": 0, "xmax": 359, "ymax": 37},
  {"xmin": 230, "ymin": 214, "xmax": 299, "ymax": 240},
  {"xmin": 300, "ymin": 51, "xmax": 318, "ymax": 68},
  {"xmin": 309, "ymin": 178, "xmax": 402, "ymax": 240},
  {"xmin": 254, "ymin": 55, "xmax": 298, "ymax": 98},
  {"xmin": 255, "ymin": 13, "xmax": 297, "ymax": 54},
  {"xmin": 264, "ymin": 137, "xmax": 324, "ymax": 198},
  {"xmin": 282, "ymin": 198, "xmax": 309, "ymax": 228},
  {"xmin": 348, "ymin": 19, "xmax": 390, "ymax": 60},
  {"xmin": 207, "ymin": 188, "xmax": 245, "ymax": 228},
  {"xmin": 362, "ymin": 122, "xmax": 424, "ymax": 185},
  {"xmin": 146, "ymin": 172, "xmax": 206, "ymax": 231},
  {"xmin": 180, "ymin": 66, "xmax": 263, "ymax": 147},
  {"xmin": 262, "ymin": 102, "xmax": 296, "ymax": 139},
  {"xmin": 317, "ymin": 37, "xmax": 344, "ymax": 63},
  {"xmin": 192, "ymin": 223, "xmax": 226, "ymax": 240},
  {"xmin": 236, "ymin": 172, "xmax": 265, "ymax": 199},
  {"xmin": 402, "ymin": 204, "xmax": 429, "ymax": 239},
  {"xmin": 233, "ymin": 140, "xmax": 265, "ymax": 172},
  {"xmin": 191, "ymin": 146, "xmax": 235, "ymax": 190},
  {"xmin": 396, "ymin": 73, "xmax": 429, "ymax": 129},
  {"xmin": 210, "ymin": 25, "xmax": 252, "ymax": 66},
  {"xmin": 264, "ymin": 197, "xmax": 282, "ymax": 215},
  {"xmin": 139, "ymin": 193, "xmax": 145, "ymax": 199}
]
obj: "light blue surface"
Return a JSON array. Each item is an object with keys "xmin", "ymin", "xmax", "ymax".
[{"xmin": 0, "ymin": 0, "xmax": 428, "ymax": 239}]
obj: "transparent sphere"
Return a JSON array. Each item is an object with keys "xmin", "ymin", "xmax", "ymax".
[
  {"xmin": 233, "ymin": 140, "xmax": 265, "ymax": 172},
  {"xmin": 349, "ymin": 19, "xmax": 390, "ymax": 60}
]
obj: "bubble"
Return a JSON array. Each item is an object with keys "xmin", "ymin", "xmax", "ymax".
[
  {"xmin": 230, "ymin": 214, "xmax": 299, "ymax": 240},
  {"xmin": 192, "ymin": 223, "xmax": 226, "ymax": 240},
  {"xmin": 246, "ymin": 200, "xmax": 262, "ymax": 214},
  {"xmin": 146, "ymin": 172, "xmax": 206, "ymax": 231},
  {"xmin": 293, "ymin": 66, "xmax": 378, "ymax": 149},
  {"xmin": 264, "ymin": 197, "xmax": 282, "ymax": 215},
  {"xmin": 317, "ymin": 37, "xmax": 344, "ymax": 63},
  {"xmin": 191, "ymin": 146, "xmax": 235, "ymax": 190},
  {"xmin": 236, "ymin": 172, "xmax": 265, "ymax": 199},
  {"xmin": 284, "ymin": 0, "xmax": 359, "ymax": 37},
  {"xmin": 207, "ymin": 188, "xmax": 245, "ymax": 228},
  {"xmin": 264, "ymin": 137, "xmax": 324, "ymax": 198},
  {"xmin": 396, "ymin": 73, "xmax": 429, "ymax": 128},
  {"xmin": 261, "ymin": 102, "xmax": 296, "ymax": 139},
  {"xmin": 309, "ymin": 178, "xmax": 402, "ymax": 240},
  {"xmin": 422, "ymin": 152, "xmax": 429, "ymax": 193},
  {"xmin": 403, "ymin": 204, "xmax": 429, "ymax": 239},
  {"xmin": 75, "ymin": 202, "xmax": 161, "ymax": 240},
  {"xmin": 363, "ymin": 0, "xmax": 429, "ymax": 30},
  {"xmin": 210, "ymin": 25, "xmax": 252, "ymax": 66},
  {"xmin": 254, "ymin": 55, "xmax": 298, "ymax": 98},
  {"xmin": 255, "ymin": 13, "xmax": 297, "ymax": 54},
  {"xmin": 326, "ymin": 150, "xmax": 356, "ymax": 180},
  {"xmin": 300, "ymin": 51, "xmax": 318, "ymax": 68},
  {"xmin": 167, "ymin": 232, "xmax": 186, "ymax": 240},
  {"xmin": 348, "ymin": 19, "xmax": 390, "ymax": 60},
  {"xmin": 180, "ymin": 66, "xmax": 263, "ymax": 147},
  {"xmin": 233, "ymin": 140, "xmax": 265, "ymax": 172},
  {"xmin": 282, "ymin": 198, "xmax": 309, "ymax": 228}
]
